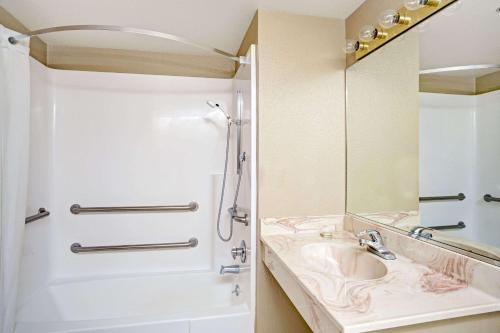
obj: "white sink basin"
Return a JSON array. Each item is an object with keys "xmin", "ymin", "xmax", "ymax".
[{"xmin": 300, "ymin": 243, "xmax": 388, "ymax": 281}]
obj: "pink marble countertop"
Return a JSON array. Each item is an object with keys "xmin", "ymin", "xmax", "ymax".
[{"xmin": 261, "ymin": 216, "xmax": 500, "ymax": 332}]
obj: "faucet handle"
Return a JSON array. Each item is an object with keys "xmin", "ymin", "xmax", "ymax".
[
  {"xmin": 356, "ymin": 229, "xmax": 383, "ymax": 243},
  {"xmin": 358, "ymin": 238, "xmax": 369, "ymax": 247}
]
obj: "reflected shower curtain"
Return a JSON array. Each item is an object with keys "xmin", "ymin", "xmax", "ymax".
[{"xmin": 0, "ymin": 26, "xmax": 30, "ymax": 333}]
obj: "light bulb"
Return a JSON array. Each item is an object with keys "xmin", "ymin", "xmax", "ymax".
[
  {"xmin": 404, "ymin": 0, "xmax": 441, "ymax": 10},
  {"xmin": 359, "ymin": 25, "xmax": 377, "ymax": 42},
  {"xmin": 378, "ymin": 9, "xmax": 400, "ymax": 29},
  {"xmin": 404, "ymin": 0, "xmax": 425, "ymax": 10},
  {"xmin": 343, "ymin": 39, "xmax": 359, "ymax": 54}
]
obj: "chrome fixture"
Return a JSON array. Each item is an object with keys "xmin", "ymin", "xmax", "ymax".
[
  {"xmin": 231, "ymin": 240, "xmax": 248, "ymax": 263},
  {"xmin": 70, "ymin": 237, "xmax": 198, "ymax": 253},
  {"xmin": 232, "ymin": 284, "xmax": 241, "ymax": 296},
  {"xmin": 212, "ymin": 91, "xmax": 247, "ymax": 242},
  {"xmin": 219, "ymin": 264, "xmax": 250, "ymax": 275},
  {"xmin": 419, "ymin": 193, "xmax": 465, "ymax": 202},
  {"xmin": 236, "ymin": 91, "xmax": 244, "ymax": 175},
  {"xmin": 410, "ymin": 221, "xmax": 466, "ymax": 239},
  {"xmin": 356, "ymin": 230, "xmax": 396, "ymax": 260},
  {"xmin": 409, "ymin": 226, "xmax": 433, "ymax": 239},
  {"xmin": 228, "ymin": 207, "xmax": 248, "ymax": 226},
  {"xmin": 484, "ymin": 194, "xmax": 500, "ymax": 203},
  {"xmin": 7, "ymin": 25, "xmax": 242, "ymax": 62},
  {"xmin": 25, "ymin": 208, "xmax": 50, "ymax": 224},
  {"xmin": 428, "ymin": 221, "xmax": 466, "ymax": 230},
  {"xmin": 70, "ymin": 202, "xmax": 198, "ymax": 214},
  {"xmin": 207, "ymin": 101, "xmax": 232, "ymax": 123}
]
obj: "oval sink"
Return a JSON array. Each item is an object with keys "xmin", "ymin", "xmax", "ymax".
[{"xmin": 300, "ymin": 243, "xmax": 388, "ymax": 281}]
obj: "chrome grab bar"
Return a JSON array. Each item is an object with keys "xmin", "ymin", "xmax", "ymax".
[
  {"xmin": 428, "ymin": 221, "xmax": 466, "ymax": 230},
  {"xmin": 70, "ymin": 237, "xmax": 198, "ymax": 253},
  {"xmin": 484, "ymin": 194, "xmax": 500, "ymax": 203},
  {"xmin": 70, "ymin": 202, "xmax": 198, "ymax": 214},
  {"xmin": 419, "ymin": 193, "xmax": 465, "ymax": 202},
  {"xmin": 25, "ymin": 208, "xmax": 50, "ymax": 224}
]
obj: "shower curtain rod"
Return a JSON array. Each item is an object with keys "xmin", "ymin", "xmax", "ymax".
[{"xmin": 7, "ymin": 25, "xmax": 242, "ymax": 63}]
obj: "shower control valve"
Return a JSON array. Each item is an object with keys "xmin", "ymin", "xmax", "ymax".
[{"xmin": 231, "ymin": 240, "xmax": 248, "ymax": 263}]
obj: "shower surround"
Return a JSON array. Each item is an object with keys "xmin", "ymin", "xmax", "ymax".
[{"xmin": 16, "ymin": 46, "xmax": 256, "ymax": 333}]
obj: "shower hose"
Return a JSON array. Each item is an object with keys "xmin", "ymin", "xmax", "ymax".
[{"xmin": 216, "ymin": 122, "xmax": 243, "ymax": 242}]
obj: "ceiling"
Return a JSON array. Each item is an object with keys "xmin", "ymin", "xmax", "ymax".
[
  {"xmin": 0, "ymin": 0, "xmax": 364, "ymax": 55},
  {"xmin": 419, "ymin": 0, "xmax": 500, "ymax": 74}
]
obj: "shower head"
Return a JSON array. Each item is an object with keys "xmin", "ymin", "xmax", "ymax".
[{"xmin": 207, "ymin": 100, "xmax": 232, "ymax": 121}]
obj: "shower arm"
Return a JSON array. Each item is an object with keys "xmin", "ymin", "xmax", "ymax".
[{"xmin": 7, "ymin": 25, "xmax": 246, "ymax": 63}]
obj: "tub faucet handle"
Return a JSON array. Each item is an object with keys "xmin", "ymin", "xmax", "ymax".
[{"xmin": 231, "ymin": 240, "xmax": 248, "ymax": 263}]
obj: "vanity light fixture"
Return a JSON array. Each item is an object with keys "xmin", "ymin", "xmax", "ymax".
[
  {"xmin": 378, "ymin": 9, "xmax": 411, "ymax": 29},
  {"xmin": 358, "ymin": 25, "xmax": 388, "ymax": 42},
  {"xmin": 403, "ymin": 0, "xmax": 441, "ymax": 10},
  {"xmin": 344, "ymin": 39, "xmax": 369, "ymax": 54}
]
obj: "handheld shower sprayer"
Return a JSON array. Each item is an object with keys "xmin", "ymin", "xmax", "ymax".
[
  {"xmin": 208, "ymin": 95, "xmax": 246, "ymax": 242},
  {"xmin": 207, "ymin": 101, "xmax": 232, "ymax": 123}
]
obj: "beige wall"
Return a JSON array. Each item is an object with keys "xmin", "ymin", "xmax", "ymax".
[
  {"xmin": 420, "ymin": 71, "xmax": 500, "ymax": 96},
  {"xmin": 346, "ymin": 30, "xmax": 420, "ymax": 214},
  {"xmin": 476, "ymin": 70, "xmax": 500, "ymax": 95},
  {"xmin": 46, "ymin": 45, "xmax": 235, "ymax": 78},
  {"xmin": 255, "ymin": 10, "xmax": 346, "ymax": 333},
  {"xmin": 257, "ymin": 10, "xmax": 346, "ymax": 218},
  {"xmin": 420, "ymin": 74, "xmax": 477, "ymax": 95}
]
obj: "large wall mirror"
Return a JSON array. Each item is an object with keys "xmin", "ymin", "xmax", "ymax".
[{"xmin": 346, "ymin": 0, "xmax": 500, "ymax": 266}]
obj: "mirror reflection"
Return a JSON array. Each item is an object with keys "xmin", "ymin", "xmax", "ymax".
[{"xmin": 346, "ymin": 0, "xmax": 500, "ymax": 264}]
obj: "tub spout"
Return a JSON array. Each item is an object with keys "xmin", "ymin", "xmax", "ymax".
[{"xmin": 219, "ymin": 264, "xmax": 249, "ymax": 275}]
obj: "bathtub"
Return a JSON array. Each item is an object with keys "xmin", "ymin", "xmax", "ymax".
[{"xmin": 15, "ymin": 271, "xmax": 251, "ymax": 333}]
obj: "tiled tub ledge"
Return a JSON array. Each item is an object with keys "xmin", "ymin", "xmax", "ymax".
[{"xmin": 261, "ymin": 215, "xmax": 500, "ymax": 333}]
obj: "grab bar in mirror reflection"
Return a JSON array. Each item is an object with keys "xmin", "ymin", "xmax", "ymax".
[
  {"xmin": 428, "ymin": 221, "xmax": 466, "ymax": 230},
  {"xmin": 70, "ymin": 237, "xmax": 198, "ymax": 253},
  {"xmin": 70, "ymin": 202, "xmax": 198, "ymax": 214},
  {"xmin": 419, "ymin": 193, "xmax": 465, "ymax": 202},
  {"xmin": 484, "ymin": 194, "xmax": 500, "ymax": 203},
  {"xmin": 25, "ymin": 208, "xmax": 50, "ymax": 224}
]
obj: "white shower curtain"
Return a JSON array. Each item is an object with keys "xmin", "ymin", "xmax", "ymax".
[{"xmin": 0, "ymin": 26, "xmax": 31, "ymax": 333}]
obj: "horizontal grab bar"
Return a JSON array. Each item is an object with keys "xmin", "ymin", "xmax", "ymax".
[
  {"xmin": 484, "ymin": 194, "xmax": 500, "ymax": 203},
  {"xmin": 70, "ymin": 237, "xmax": 198, "ymax": 253},
  {"xmin": 428, "ymin": 221, "xmax": 466, "ymax": 230},
  {"xmin": 25, "ymin": 208, "xmax": 50, "ymax": 224},
  {"xmin": 70, "ymin": 202, "xmax": 198, "ymax": 214},
  {"xmin": 419, "ymin": 193, "xmax": 465, "ymax": 202}
]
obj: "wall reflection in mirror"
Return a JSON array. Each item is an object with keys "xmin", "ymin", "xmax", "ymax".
[{"xmin": 346, "ymin": 0, "xmax": 500, "ymax": 265}]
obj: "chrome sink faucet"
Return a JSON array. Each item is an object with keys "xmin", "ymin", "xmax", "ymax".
[{"xmin": 356, "ymin": 229, "xmax": 396, "ymax": 260}]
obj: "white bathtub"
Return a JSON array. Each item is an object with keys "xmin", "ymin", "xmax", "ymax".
[{"xmin": 15, "ymin": 272, "xmax": 251, "ymax": 333}]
